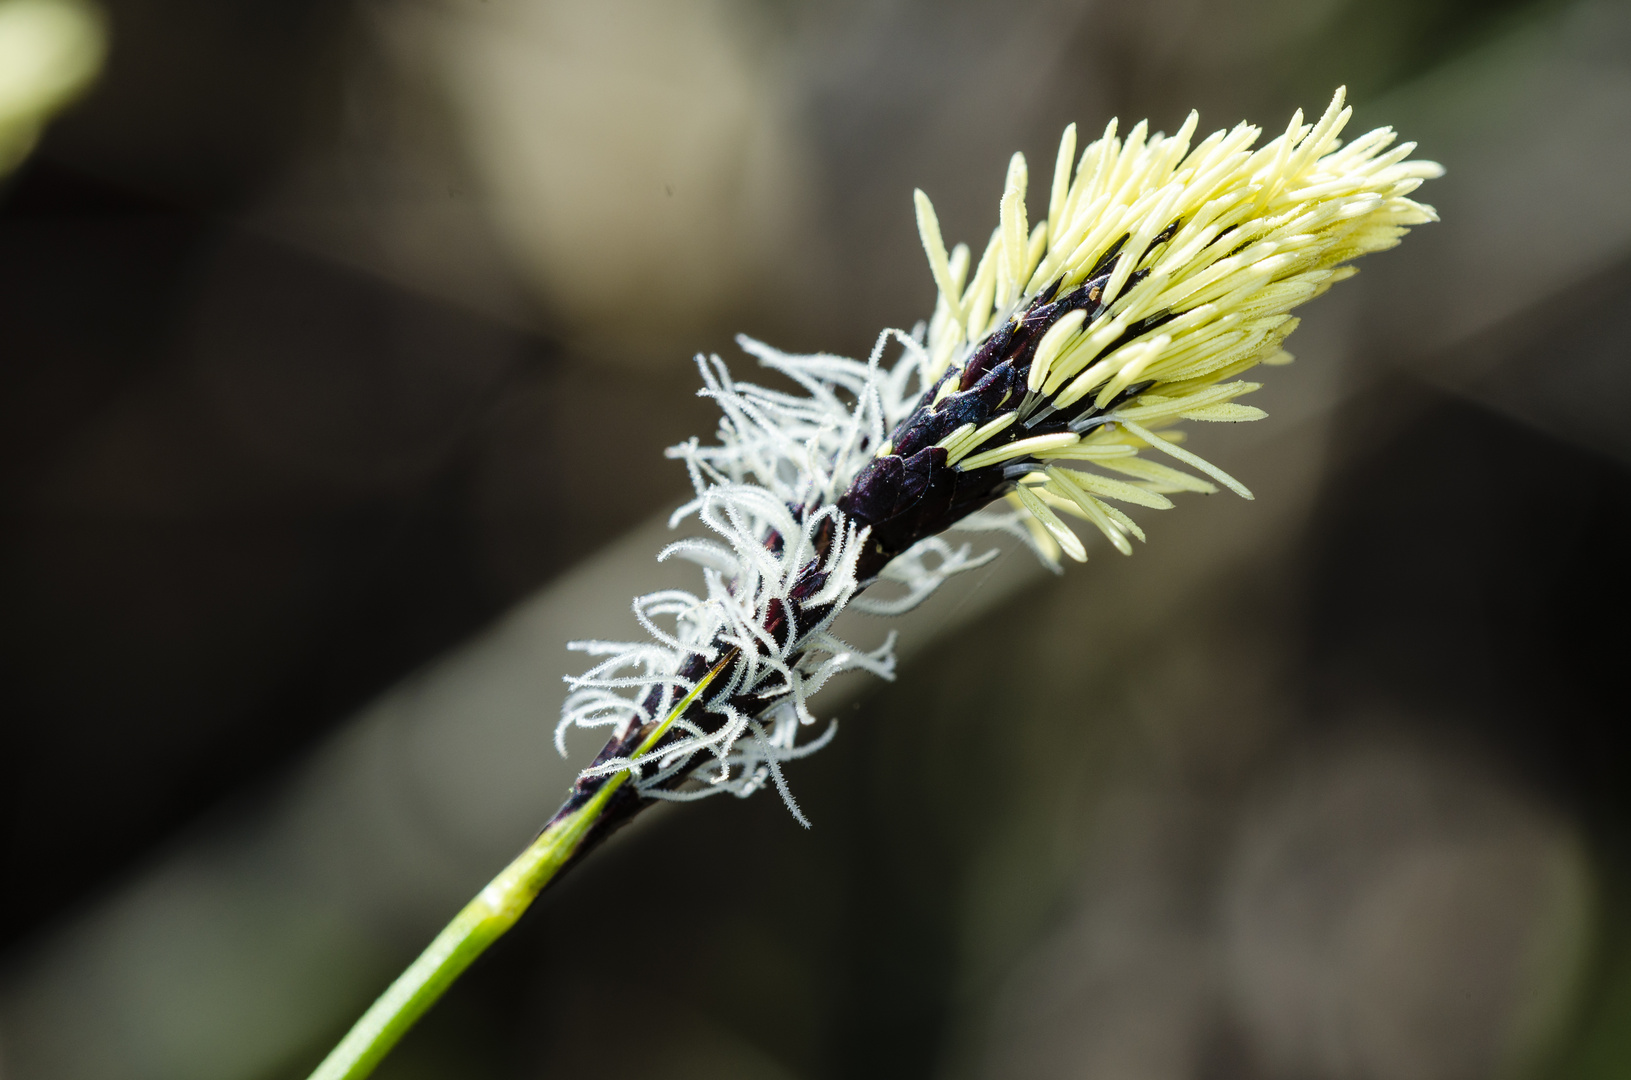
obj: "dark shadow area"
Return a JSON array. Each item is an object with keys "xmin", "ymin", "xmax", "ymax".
[{"xmin": 0, "ymin": 166, "xmax": 706, "ymax": 948}]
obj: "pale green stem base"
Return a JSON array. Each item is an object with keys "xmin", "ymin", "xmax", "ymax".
[
  {"xmin": 305, "ymin": 784, "xmax": 610, "ymax": 1080},
  {"xmin": 305, "ymin": 654, "xmax": 731, "ymax": 1080}
]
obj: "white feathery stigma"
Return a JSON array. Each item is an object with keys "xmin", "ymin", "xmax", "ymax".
[{"xmin": 559, "ymin": 331, "xmax": 1011, "ymax": 824}]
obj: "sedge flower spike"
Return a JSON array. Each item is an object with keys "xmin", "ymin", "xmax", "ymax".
[
  {"xmin": 556, "ymin": 87, "xmax": 1442, "ymax": 824},
  {"xmin": 305, "ymin": 88, "xmax": 1438, "ymax": 1080}
]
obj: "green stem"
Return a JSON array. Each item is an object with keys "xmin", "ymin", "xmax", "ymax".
[{"xmin": 306, "ymin": 652, "xmax": 734, "ymax": 1080}]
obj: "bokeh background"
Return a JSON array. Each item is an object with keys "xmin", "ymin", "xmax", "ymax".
[{"xmin": 3, "ymin": 0, "xmax": 1631, "ymax": 1077}]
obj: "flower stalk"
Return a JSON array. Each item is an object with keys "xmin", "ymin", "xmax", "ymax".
[{"xmin": 306, "ymin": 652, "xmax": 735, "ymax": 1080}]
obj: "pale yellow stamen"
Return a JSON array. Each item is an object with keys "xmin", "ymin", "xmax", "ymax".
[
  {"xmin": 1046, "ymin": 464, "xmax": 1172, "ymax": 510},
  {"xmin": 958, "ymin": 431, "xmax": 1079, "ymax": 471},
  {"xmin": 1012, "ymin": 482, "xmax": 1086, "ymax": 562},
  {"xmin": 943, "ymin": 413, "xmax": 1018, "ymax": 466},
  {"xmin": 997, "ymin": 152, "xmax": 1029, "ymax": 311},
  {"xmin": 1041, "ymin": 468, "xmax": 1134, "ymax": 555},
  {"xmin": 1046, "ymin": 123, "xmax": 1077, "ymax": 246},
  {"xmin": 1114, "ymin": 419, "xmax": 1252, "ymax": 499},
  {"xmin": 1026, "ymin": 308, "xmax": 1087, "ymax": 393},
  {"xmin": 914, "ymin": 189, "xmax": 964, "ymax": 327}
]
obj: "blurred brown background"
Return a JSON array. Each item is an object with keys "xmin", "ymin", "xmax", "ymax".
[{"xmin": 2, "ymin": 0, "xmax": 1630, "ymax": 1077}]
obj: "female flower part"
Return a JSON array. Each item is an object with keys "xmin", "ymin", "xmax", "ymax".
[{"xmin": 557, "ymin": 87, "xmax": 1441, "ymax": 826}]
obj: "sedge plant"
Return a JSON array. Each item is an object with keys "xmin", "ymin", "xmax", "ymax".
[{"xmin": 308, "ymin": 87, "xmax": 1440, "ymax": 1080}]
